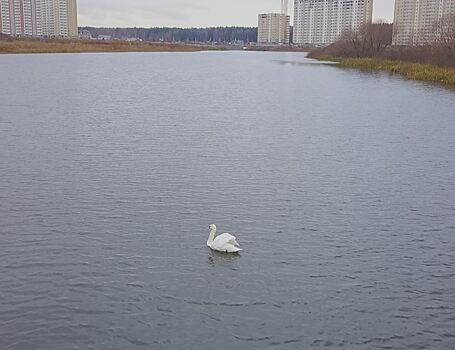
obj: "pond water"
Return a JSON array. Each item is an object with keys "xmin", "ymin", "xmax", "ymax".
[{"xmin": 0, "ymin": 51, "xmax": 454, "ymax": 349}]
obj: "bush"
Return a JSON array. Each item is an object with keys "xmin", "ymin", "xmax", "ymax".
[{"xmin": 309, "ymin": 18, "xmax": 455, "ymax": 68}]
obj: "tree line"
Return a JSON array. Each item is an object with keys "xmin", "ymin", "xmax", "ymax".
[{"xmin": 80, "ymin": 27, "xmax": 258, "ymax": 44}]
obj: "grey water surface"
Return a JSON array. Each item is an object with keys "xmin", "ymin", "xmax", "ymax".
[{"xmin": 1, "ymin": 51, "xmax": 454, "ymax": 350}]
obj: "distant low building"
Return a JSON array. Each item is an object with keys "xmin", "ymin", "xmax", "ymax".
[
  {"xmin": 79, "ymin": 29, "xmax": 92, "ymax": 40},
  {"xmin": 257, "ymin": 13, "xmax": 290, "ymax": 45},
  {"xmin": 98, "ymin": 35, "xmax": 112, "ymax": 41},
  {"xmin": 393, "ymin": 0, "xmax": 455, "ymax": 46},
  {"xmin": 125, "ymin": 37, "xmax": 142, "ymax": 42}
]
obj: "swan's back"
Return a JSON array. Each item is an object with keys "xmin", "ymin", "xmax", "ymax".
[
  {"xmin": 210, "ymin": 233, "xmax": 241, "ymax": 252},
  {"xmin": 213, "ymin": 233, "xmax": 238, "ymax": 247}
]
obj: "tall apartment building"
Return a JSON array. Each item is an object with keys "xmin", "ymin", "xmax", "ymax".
[
  {"xmin": 393, "ymin": 0, "xmax": 455, "ymax": 46},
  {"xmin": 258, "ymin": 13, "xmax": 291, "ymax": 44},
  {"xmin": 0, "ymin": 0, "xmax": 77, "ymax": 37},
  {"xmin": 39, "ymin": 0, "xmax": 78, "ymax": 37},
  {"xmin": 293, "ymin": 0, "xmax": 374, "ymax": 45},
  {"xmin": 0, "ymin": 0, "xmax": 39, "ymax": 36}
]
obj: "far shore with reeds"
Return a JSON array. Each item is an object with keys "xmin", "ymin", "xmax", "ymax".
[
  {"xmin": 312, "ymin": 56, "xmax": 455, "ymax": 89},
  {"xmin": 307, "ymin": 21, "xmax": 455, "ymax": 89},
  {"xmin": 0, "ymin": 36, "xmax": 204, "ymax": 54}
]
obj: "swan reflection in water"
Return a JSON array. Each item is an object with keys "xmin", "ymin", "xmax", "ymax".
[{"xmin": 207, "ymin": 249, "xmax": 241, "ymax": 267}]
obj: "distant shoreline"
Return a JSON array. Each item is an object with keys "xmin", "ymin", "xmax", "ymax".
[
  {"xmin": 310, "ymin": 56, "xmax": 455, "ymax": 89},
  {"xmin": 0, "ymin": 36, "xmax": 317, "ymax": 55},
  {"xmin": 245, "ymin": 46, "xmax": 311, "ymax": 53},
  {"xmin": 0, "ymin": 37, "xmax": 205, "ymax": 54}
]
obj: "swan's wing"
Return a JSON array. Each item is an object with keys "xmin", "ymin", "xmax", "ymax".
[
  {"xmin": 223, "ymin": 233, "xmax": 240, "ymax": 247},
  {"xmin": 231, "ymin": 237, "xmax": 240, "ymax": 247},
  {"xmin": 212, "ymin": 233, "xmax": 240, "ymax": 249}
]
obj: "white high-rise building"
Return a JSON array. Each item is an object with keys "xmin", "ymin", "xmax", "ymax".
[
  {"xmin": 37, "ymin": 0, "xmax": 78, "ymax": 37},
  {"xmin": 258, "ymin": 13, "xmax": 291, "ymax": 44},
  {"xmin": 0, "ymin": 0, "xmax": 77, "ymax": 37},
  {"xmin": 293, "ymin": 0, "xmax": 373, "ymax": 45},
  {"xmin": 0, "ymin": 0, "xmax": 39, "ymax": 36},
  {"xmin": 393, "ymin": 0, "xmax": 455, "ymax": 46}
]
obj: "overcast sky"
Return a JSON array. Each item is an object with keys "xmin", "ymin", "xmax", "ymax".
[{"xmin": 78, "ymin": 0, "xmax": 395, "ymax": 28}]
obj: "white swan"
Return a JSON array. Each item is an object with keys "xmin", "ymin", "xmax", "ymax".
[{"xmin": 207, "ymin": 224, "xmax": 242, "ymax": 253}]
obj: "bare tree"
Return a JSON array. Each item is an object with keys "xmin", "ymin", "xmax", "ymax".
[
  {"xmin": 338, "ymin": 23, "xmax": 393, "ymax": 58},
  {"xmin": 434, "ymin": 14, "xmax": 455, "ymax": 63},
  {"xmin": 339, "ymin": 29, "xmax": 366, "ymax": 57},
  {"xmin": 366, "ymin": 23, "xmax": 393, "ymax": 56}
]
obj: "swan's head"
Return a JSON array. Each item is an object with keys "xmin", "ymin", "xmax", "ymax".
[{"xmin": 209, "ymin": 224, "xmax": 216, "ymax": 231}]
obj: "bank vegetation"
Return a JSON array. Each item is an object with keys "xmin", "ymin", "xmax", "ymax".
[
  {"xmin": 0, "ymin": 36, "xmax": 203, "ymax": 54},
  {"xmin": 309, "ymin": 15, "xmax": 455, "ymax": 88}
]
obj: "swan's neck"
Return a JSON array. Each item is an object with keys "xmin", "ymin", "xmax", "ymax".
[{"xmin": 207, "ymin": 228, "xmax": 216, "ymax": 246}]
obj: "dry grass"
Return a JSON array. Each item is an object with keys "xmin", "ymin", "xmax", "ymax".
[
  {"xmin": 0, "ymin": 37, "xmax": 203, "ymax": 54},
  {"xmin": 316, "ymin": 56, "xmax": 455, "ymax": 89}
]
